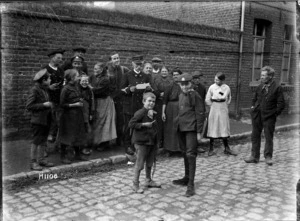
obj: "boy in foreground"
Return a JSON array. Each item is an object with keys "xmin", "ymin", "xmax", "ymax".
[{"xmin": 129, "ymin": 92, "xmax": 161, "ymax": 193}]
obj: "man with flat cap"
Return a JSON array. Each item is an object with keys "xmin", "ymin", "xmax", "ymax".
[
  {"xmin": 62, "ymin": 47, "xmax": 88, "ymax": 75},
  {"xmin": 121, "ymin": 55, "xmax": 153, "ymax": 155},
  {"xmin": 107, "ymin": 52, "xmax": 130, "ymax": 147},
  {"xmin": 192, "ymin": 71, "xmax": 207, "ymax": 153},
  {"xmin": 151, "ymin": 57, "xmax": 163, "ymax": 80},
  {"xmin": 43, "ymin": 48, "xmax": 65, "ymax": 143}
]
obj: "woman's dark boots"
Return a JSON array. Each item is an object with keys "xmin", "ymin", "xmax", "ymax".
[
  {"xmin": 223, "ymin": 138, "xmax": 237, "ymax": 156},
  {"xmin": 61, "ymin": 144, "xmax": 71, "ymax": 164},
  {"xmin": 208, "ymin": 139, "xmax": 215, "ymax": 156},
  {"xmin": 172, "ymin": 155, "xmax": 189, "ymax": 186},
  {"xmin": 74, "ymin": 146, "xmax": 88, "ymax": 161},
  {"xmin": 185, "ymin": 156, "xmax": 196, "ymax": 197}
]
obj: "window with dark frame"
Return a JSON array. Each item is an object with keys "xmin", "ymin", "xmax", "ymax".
[
  {"xmin": 281, "ymin": 25, "xmax": 293, "ymax": 83},
  {"xmin": 252, "ymin": 19, "xmax": 272, "ymax": 82}
]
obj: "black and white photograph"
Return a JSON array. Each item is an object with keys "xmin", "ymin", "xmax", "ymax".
[{"xmin": 1, "ymin": 1, "xmax": 300, "ymax": 220}]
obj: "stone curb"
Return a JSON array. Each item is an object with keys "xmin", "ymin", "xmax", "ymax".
[{"xmin": 3, "ymin": 123, "xmax": 299, "ymax": 184}]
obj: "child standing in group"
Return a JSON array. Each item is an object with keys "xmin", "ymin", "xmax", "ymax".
[
  {"xmin": 172, "ymin": 73, "xmax": 205, "ymax": 197},
  {"xmin": 26, "ymin": 69, "xmax": 55, "ymax": 170},
  {"xmin": 129, "ymin": 92, "xmax": 161, "ymax": 193},
  {"xmin": 58, "ymin": 69, "xmax": 88, "ymax": 164},
  {"xmin": 77, "ymin": 74, "xmax": 94, "ymax": 155}
]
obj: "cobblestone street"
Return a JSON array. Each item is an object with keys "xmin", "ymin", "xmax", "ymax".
[{"xmin": 3, "ymin": 130, "xmax": 299, "ymax": 221}]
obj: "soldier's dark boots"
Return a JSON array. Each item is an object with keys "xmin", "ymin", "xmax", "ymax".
[
  {"xmin": 185, "ymin": 156, "xmax": 196, "ymax": 197},
  {"xmin": 173, "ymin": 155, "xmax": 189, "ymax": 186},
  {"xmin": 173, "ymin": 176, "xmax": 189, "ymax": 186}
]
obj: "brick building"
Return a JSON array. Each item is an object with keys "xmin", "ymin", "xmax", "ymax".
[
  {"xmin": 1, "ymin": 2, "xmax": 298, "ymax": 135},
  {"xmin": 115, "ymin": 1, "xmax": 299, "ymax": 113}
]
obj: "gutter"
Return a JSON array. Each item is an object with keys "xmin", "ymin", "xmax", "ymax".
[{"xmin": 235, "ymin": 1, "xmax": 245, "ymax": 117}]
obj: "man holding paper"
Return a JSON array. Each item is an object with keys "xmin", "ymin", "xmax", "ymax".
[{"xmin": 121, "ymin": 55, "xmax": 153, "ymax": 156}]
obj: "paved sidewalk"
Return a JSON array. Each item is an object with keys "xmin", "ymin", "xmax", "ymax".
[
  {"xmin": 3, "ymin": 130, "xmax": 299, "ymax": 221},
  {"xmin": 2, "ymin": 114, "xmax": 299, "ymax": 179}
]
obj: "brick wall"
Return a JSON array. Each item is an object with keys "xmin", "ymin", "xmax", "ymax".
[
  {"xmin": 115, "ymin": 2, "xmax": 241, "ymax": 30},
  {"xmin": 2, "ymin": 2, "xmax": 240, "ymax": 132}
]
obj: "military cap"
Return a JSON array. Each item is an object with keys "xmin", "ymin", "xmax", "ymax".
[
  {"xmin": 73, "ymin": 47, "xmax": 87, "ymax": 53},
  {"xmin": 71, "ymin": 55, "xmax": 84, "ymax": 62},
  {"xmin": 192, "ymin": 71, "xmax": 203, "ymax": 78},
  {"xmin": 132, "ymin": 55, "xmax": 144, "ymax": 64},
  {"xmin": 33, "ymin": 69, "xmax": 48, "ymax": 81},
  {"xmin": 151, "ymin": 57, "xmax": 163, "ymax": 63},
  {"xmin": 177, "ymin": 73, "xmax": 193, "ymax": 82},
  {"xmin": 47, "ymin": 48, "xmax": 66, "ymax": 57}
]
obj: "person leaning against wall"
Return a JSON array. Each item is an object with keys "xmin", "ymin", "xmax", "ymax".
[
  {"xmin": 244, "ymin": 66, "xmax": 285, "ymax": 166},
  {"xmin": 107, "ymin": 52, "xmax": 130, "ymax": 147}
]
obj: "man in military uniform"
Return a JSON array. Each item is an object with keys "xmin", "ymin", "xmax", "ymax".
[
  {"xmin": 121, "ymin": 55, "xmax": 153, "ymax": 155},
  {"xmin": 62, "ymin": 47, "xmax": 88, "ymax": 75},
  {"xmin": 44, "ymin": 48, "xmax": 65, "ymax": 143},
  {"xmin": 107, "ymin": 52, "xmax": 130, "ymax": 147},
  {"xmin": 70, "ymin": 55, "xmax": 86, "ymax": 76}
]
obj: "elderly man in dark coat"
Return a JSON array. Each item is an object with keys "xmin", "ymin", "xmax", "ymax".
[
  {"xmin": 245, "ymin": 66, "xmax": 285, "ymax": 166},
  {"xmin": 121, "ymin": 55, "xmax": 153, "ymax": 155}
]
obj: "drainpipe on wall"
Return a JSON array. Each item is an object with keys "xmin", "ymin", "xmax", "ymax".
[{"xmin": 235, "ymin": 0, "xmax": 245, "ymax": 117}]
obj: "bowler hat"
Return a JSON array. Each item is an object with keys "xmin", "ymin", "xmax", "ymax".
[
  {"xmin": 151, "ymin": 57, "xmax": 163, "ymax": 63},
  {"xmin": 177, "ymin": 73, "xmax": 192, "ymax": 82},
  {"xmin": 33, "ymin": 69, "xmax": 48, "ymax": 81},
  {"xmin": 47, "ymin": 48, "xmax": 65, "ymax": 57},
  {"xmin": 132, "ymin": 55, "xmax": 144, "ymax": 64},
  {"xmin": 73, "ymin": 47, "xmax": 86, "ymax": 53},
  {"xmin": 192, "ymin": 71, "xmax": 203, "ymax": 78}
]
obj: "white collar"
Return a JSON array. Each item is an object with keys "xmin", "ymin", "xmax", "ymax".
[
  {"xmin": 49, "ymin": 63, "xmax": 57, "ymax": 71},
  {"xmin": 134, "ymin": 69, "xmax": 140, "ymax": 74}
]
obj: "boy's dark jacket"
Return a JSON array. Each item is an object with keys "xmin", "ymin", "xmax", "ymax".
[
  {"xmin": 175, "ymin": 90, "xmax": 205, "ymax": 133},
  {"xmin": 26, "ymin": 84, "xmax": 51, "ymax": 126},
  {"xmin": 129, "ymin": 107, "xmax": 158, "ymax": 145}
]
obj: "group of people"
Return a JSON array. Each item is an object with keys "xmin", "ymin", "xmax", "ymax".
[{"xmin": 26, "ymin": 47, "xmax": 285, "ymax": 197}]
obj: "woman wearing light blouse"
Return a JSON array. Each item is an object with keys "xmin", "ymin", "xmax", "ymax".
[{"xmin": 205, "ymin": 72, "xmax": 237, "ymax": 156}]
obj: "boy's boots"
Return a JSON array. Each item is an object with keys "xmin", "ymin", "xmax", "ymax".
[
  {"xmin": 185, "ymin": 156, "xmax": 196, "ymax": 197},
  {"xmin": 31, "ymin": 159, "xmax": 43, "ymax": 171},
  {"xmin": 145, "ymin": 167, "xmax": 161, "ymax": 188},
  {"xmin": 223, "ymin": 139, "xmax": 237, "ymax": 156},
  {"xmin": 172, "ymin": 155, "xmax": 189, "ymax": 186},
  {"xmin": 38, "ymin": 144, "xmax": 54, "ymax": 167},
  {"xmin": 208, "ymin": 139, "xmax": 215, "ymax": 156},
  {"xmin": 132, "ymin": 170, "xmax": 144, "ymax": 193}
]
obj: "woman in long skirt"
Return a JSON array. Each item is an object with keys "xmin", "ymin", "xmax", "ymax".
[
  {"xmin": 59, "ymin": 69, "xmax": 88, "ymax": 163},
  {"xmin": 90, "ymin": 62, "xmax": 117, "ymax": 151},
  {"xmin": 162, "ymin": 68, "xmax": 182, "ymax": 155},
  {"xmin": 205, "ymin": 72, "xmax": 237, "ymax": 156}
]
